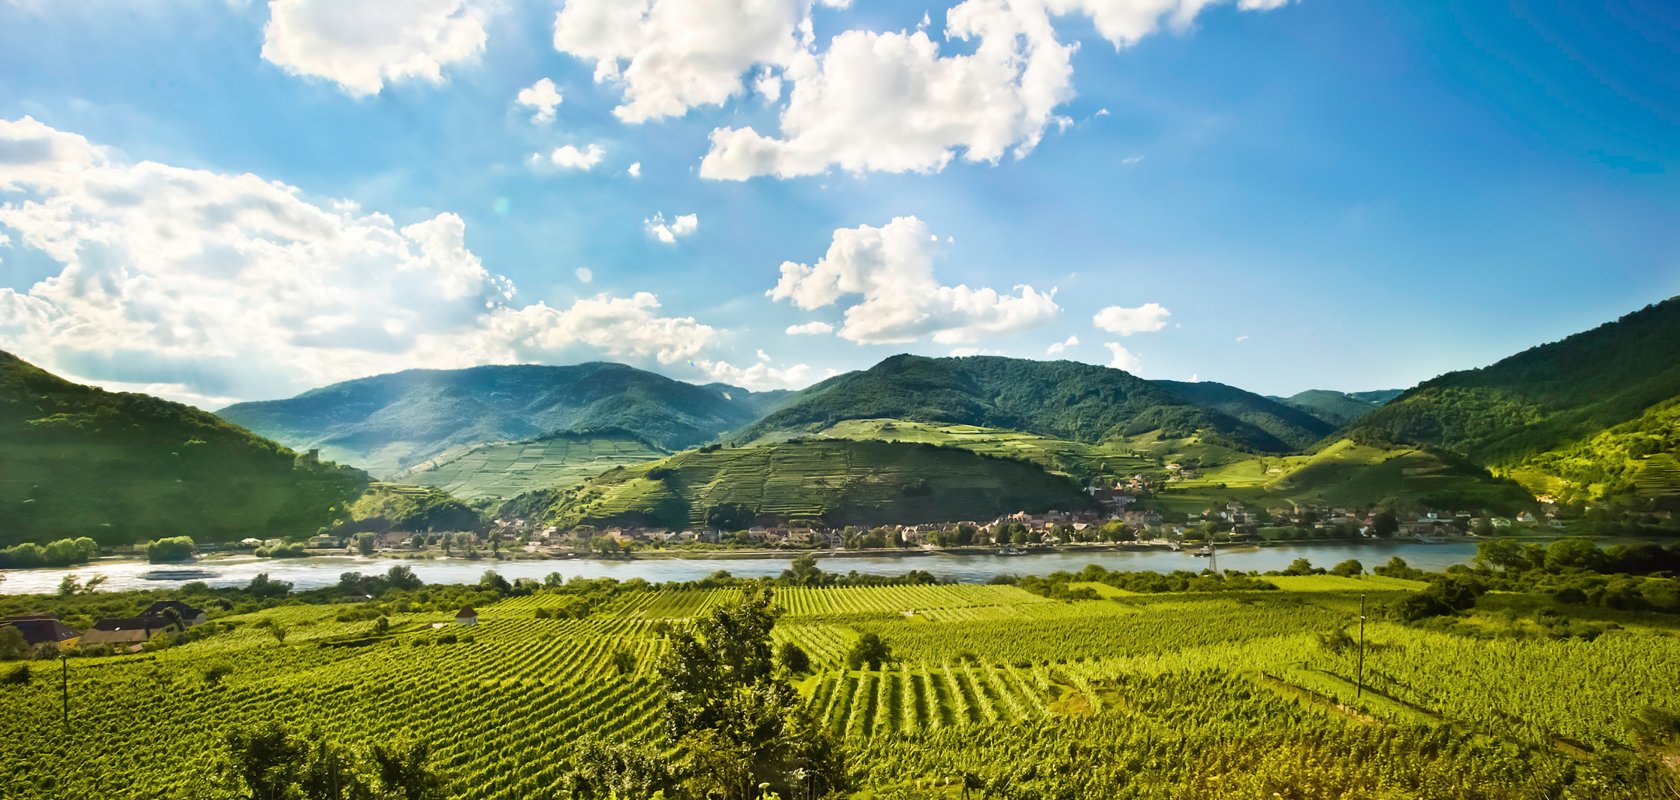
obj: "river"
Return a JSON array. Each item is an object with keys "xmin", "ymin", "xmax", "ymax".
[{"xmin": 0, "ymin": 540, "xmax": 1492, "ymax": 595}]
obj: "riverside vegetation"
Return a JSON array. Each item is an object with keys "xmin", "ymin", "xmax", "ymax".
[{"xmin": 3, "ymin": 540, "xmax": 1679, "ymax": 799}]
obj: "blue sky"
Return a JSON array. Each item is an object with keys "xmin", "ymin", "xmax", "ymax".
[{"xmin": 0, "ymin": 0, "xmax": 1676, "ymax": 407}]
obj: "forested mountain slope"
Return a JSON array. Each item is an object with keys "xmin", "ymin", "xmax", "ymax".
[
  {"xmin": 219, "ymin": 363, "xmax": 767, "ymax": 477},
  {"xmin": 0, "ymin": 351, "xmax": 367, "ymax": 545}
]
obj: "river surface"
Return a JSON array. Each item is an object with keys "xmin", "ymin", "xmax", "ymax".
[{"xmin": 0, "ymin": 540, "xmax": 1494, "ymax": 594}]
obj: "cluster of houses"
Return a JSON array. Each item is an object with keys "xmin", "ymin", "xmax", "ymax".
[{"xmin": 1, "ymin": 600, "xmax": 207, "ymax": 656}]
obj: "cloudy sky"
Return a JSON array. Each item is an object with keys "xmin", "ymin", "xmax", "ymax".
[{"xmin": 0, "ymin": 0, "xmax": 1676, "ymax": 408}]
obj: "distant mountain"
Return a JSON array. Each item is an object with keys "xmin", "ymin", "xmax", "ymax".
[
  {"xmin": 1275, "ymin": 389, "xmax": 1403, "ymax": 428},
  {"xmin": 1154, "ymin": 381, "xmax": 1336, "ymax": 451},
  {"xmin": 219, "ymin": 363, "xmax": 768, "ymax": 477},
  {"xmin": 0, "ymin": 351, "xmax": 367, "ymax": 545},
  {"xmin": 736, "ymin": 355, "xmax": 1327, "ymax": 454},
  {"xmin": 1346, "ymin": 298, "xmax": 1680, "ymax": 501},
  {"xmin": 500, "ymin": 439, "xmax": 1097, "ymax": 531}
]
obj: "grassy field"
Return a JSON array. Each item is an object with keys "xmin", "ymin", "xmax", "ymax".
[
  {"xmin": 396, "ymin": 432, "xmax": 667, "ymax": 501},
  {"xmin": 525, "ymin": 439, "xmax": 1098, "ymax": 529},
  {"xmin": 4, "ymin": 578, "xmax": 1676, "ymax": 799},
  {"xmin": 809, "ymin": 419, "xmax": 1157, "ymax": 480},
  {"xmin": 1153, "ymin": 439, "xmax": 1533, "ymax": 514}
]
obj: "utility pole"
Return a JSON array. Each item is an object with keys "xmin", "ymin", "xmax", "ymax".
[{"xmin": 1356, "ymin": 593, "xmax": 1367, "ymax": 700}]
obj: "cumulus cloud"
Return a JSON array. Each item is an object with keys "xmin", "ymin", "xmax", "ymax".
[
  {"xmin": 785, "ymin": 321, "xmax": 834, "ymax": 336},
  {"xmin": 695, "ymin": 357, "xmax": 812, "ymax": 391},
  {"xmin": 261, "ymin": 0, "xmax": 492, "ymax": 96},
  {"xmin": 515, "ymin": 77, "xmax": 564, "ymax": 123},
  {"xmin": 1046, "ymin": 334, "xmax": 1078, "ymax": 356},
  {"xmin": 575, "ymin": 267, "xmax": 594, "ymax": 284},
  {"xmin": 1093, "ymin": 302, "xmax": 1170, "ymax": 336},
  {"xmin": 768, "ymin": 216, "xmax": 1058, "ymax": 345},
  {"xmin": 551, "ymin": 0, "xmax": 849, "ymax": 123},
  {"xmin": 698, "ymin": 0, "xmax": 1289, "ymax": 180},
  {"xmin": 0, "ymin": 116, "xmax": 720, "ymax": 405},
  {"xmin": 644, "ymin": 212, "xmax": 698, "ymax": 244},
  {"xmin": 1104, "ymin": 342, "xmax": 1140, "ymax": 372},
  {"xmin": 627, "ymin": 161, "xmax": 642, "ymax": 177},
  {"xmin": 542, "ymin": 143, "xmax": 607, "ymax": 170}
]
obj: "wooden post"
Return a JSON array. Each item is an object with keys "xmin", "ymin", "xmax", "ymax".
[{"xmin": 1357, "ymin": 593, "xmax": 1367, "ymax": 700}]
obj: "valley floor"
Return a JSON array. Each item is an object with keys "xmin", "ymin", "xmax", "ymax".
[{"xmin": 3, "ymin": 577, "xmax": 1678, "ymax": 798}]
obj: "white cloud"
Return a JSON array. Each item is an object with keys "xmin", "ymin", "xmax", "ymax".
[
  {"xmin": 1235, "ymin": 334, "xmax": 1249, "ymax": 343},
  {"xmin": 543, "ymin": 143, "xmax": 607, "ymax": 170},
  {"xmin": 261, "ymin": 0, "xmax": 492, "ymax": 96},
  {"xmin": 785, "ymin": 321, "xmax": 834, "ymax": 336},
  {"xmin": 1121, "ymin": 155, "xmax": 1144, "ymax": 165},
  {"xmin": 575, "ymin": 267, "xmax": 594, "ymax": 284},
  {"xmin": 1046, "ymin": 334, "xmax": 1078, "ymax": 356},
  {"xmin": 696, "ymin": 357, "xmax": 812, "ymax": 390},
  {"xmin": 700, "ymin": 0, "xmax": 1288, "ymax": 180},
  {"xmin": 1104, "ymin": 342, "xmax": 1140, "ymax": 372},
  {"xmin": 551, "ymin": 0, "xmax": 847, "ymax": 123},
  {"xmin": 627, "ymin": 161, "xmax": 642, "ymax": 178},
  {"xmin": 644, "ymin": 212, "xmax": 698, "ymax": 244},
  {"xmin": 1093, "ymin": 302, "xmax": 1170, "ymax": 336},
  {"xmin": 0, "ymin": 116, "xmax": 720, "ymax": 404},
  {"xmin": 515, "ymin": 77, "xmax": 564, "ymax": 123},
  {"xmin": 768, "ymin": 216, "xmax": 1058, "ymax": 344}
]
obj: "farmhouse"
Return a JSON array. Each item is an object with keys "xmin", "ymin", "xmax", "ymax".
[
  {"xmin": 142, "ymin": 600, "xmax": 208, "ymax": 627},
  {"xmin": 1, "ymin": 615, "xmax": 80, "ymax": 651},
  {"xmin": 455, "ymin": 606, "xmax": 478, "ymax": 626},
  {"xmin": 79, "ymin": 617, "xmax": 178, "ymax": 649}
]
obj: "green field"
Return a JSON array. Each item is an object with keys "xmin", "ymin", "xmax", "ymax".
[
  {"xmin": 1154, "ymin": 439, "xmax": 1533, "ymax": 513},
  {"xmin": 5, "ymin": 578, "xmax": 1677, "ymax": 799},
  {"xmin": 517, "ymin": 439, "xmax": 1097, "ymax": 529},
  {"xmin": 397, "ymin": 432, "xmax": 668, "ymax": 501},
  {"xmin": 811, "ymin": 419, "xmax": 1157, "ymax": 480}
]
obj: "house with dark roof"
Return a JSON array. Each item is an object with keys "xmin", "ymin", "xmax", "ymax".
[
  {"xmin": 79, "ymin": 617, "xmax": 178, "ymax": 649},
  {"xmin": 454, "ymin": 606, "xmax": 478, "ymax": 626},
  {"xmin": 142, "ymin": 600, "xmax": 207, "ymax": 627},
  {"xmin": 1, "ymin": 615, "xmax": 80, "ymax": 651}
]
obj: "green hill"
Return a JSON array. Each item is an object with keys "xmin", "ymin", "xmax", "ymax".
[
  {"xmin": 1346, "ymin": 297, "xmax": 1680, "ymax": 499},
  {"xmin": 1154, "ymin": 380, "xmax": 1336, "ymax": 450},
  {"xmin": 394, "ymin": 430, "xmax": 668, "ymax": 501},
  {"xmin": 218, "ymin": 363, "xmax": 768, "ymax": 478},
  {"xmin": 1160, "ymin": 439, "xmax": 1532, "ymax": 514},
  {"xmin": 501, "ymin": 439, "xmax": 1097, "ymax": 530},
  {"xmin": 736, "ymin": 355, "xmax": 1326, "ymax": 454},
  {"xmin": 1275, "ymin": 389, "xmax": 1401, "ymax": 427},
  {"xmin": 806, "ymin": 419, "xmax": 1157, "ymax": 482},
  {"xmin": 0, "ymin": 351, "xmax": 368, "ymax": 545}
]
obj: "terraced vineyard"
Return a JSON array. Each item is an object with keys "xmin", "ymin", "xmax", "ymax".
[
  {"xmin": 810, "ymin": 419, "xmax": 1157, "ymax": 480},
  {"xmin": 397, "ymin": 432, "xmax": 667, "ymax": 500},
  {"xmin": 526, "ymin": 439, "xmax": 1097, "ymax": 529},
  {"xmin": 3, "ymin": 578, "xmax": 1676, "ymax": 799}
]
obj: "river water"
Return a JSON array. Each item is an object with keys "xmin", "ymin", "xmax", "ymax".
[{"xmin": 0, "ymin": 540, "xmax": 1488, "ymax": 595}]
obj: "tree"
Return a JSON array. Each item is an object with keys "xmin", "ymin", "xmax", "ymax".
[
  {"xmin": 223, "ymin": 721, "xmax": 305, "ymax": 800},
  {"xmin": 478, "ymin": 570, "xmax": 512, "ymax": 594},
  {"xmin": 704, "ymin": 503, "xmax": 756, "ymax": 533},
  {"xmin": 355, "ymin": 533, "xmax": 377, "ymax": 557},
  {"xmin": 247, "ymin": 573, "xmax": 293, "ymax": 600},
  {"xmin": 1330, "ymin": 559, "xmax": 1364, "ymax": 578},
  {"xmin": 1476, "ymin": 538, "xmax": 1532, "ymax": 572},
  {"xmin": 1372, "ymin": 511, "xmax": 1399, "ymax": 538},
  {"xmin": 778, "ymin": 642, "xmax": 811, "ymax": 674},
  {"xmin": 846, "ymin": 633, "xmax": 892, "ymax": 670},
  {"xmin": 780, "ymin": 554, "xmax": 827, "ymax": 586},
  {"xmin": 0, "ymin": 627, "xmax": 29, "ymax": 661},
  {"xmin": 1545, "ymin": 538, "xmax": 1609, "ymax": 572},
  {"xmin": 369, "ymin": 736, "xmax": 448, "ymax": 800},
  {"xmin": 384, "ymin": 565, "xmax": 422, "ymax": 591},
  {"xmin": 146, "ymin": 536, "xmax": 196, "ymax": 563},
  {"xmin": 651, "ymin": 587, "xmax": 847, "ymax": 799}
]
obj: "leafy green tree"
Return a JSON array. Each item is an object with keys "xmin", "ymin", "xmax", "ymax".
[
  {"xmin": 247, "ymin": 573, "xmax": 293, "ymax": 599},
  {"xmin": 1372, "ymin": 511, "xmax": 1398, "ymax": 538},
  {"xmin": 1546, "ymin": 538, "xmax": 1609, "ymax": 572},
  {"xmin": 354, "ymin": 533, "xmax": 377, "ymax": 557},
  {"xmin": 384, "ymin": 565, "xmax": 422, "ymax": 591},
  {"xmin": 779, "ymin": 554, "xmax": 827, "ymax": 586},
  {"xmin": 704, "ymin": 503, "xmax": 756, "ymax": 533},
  {"xmin": 778, "ymin": 642, "xmax": 811, "ymax": 674},
  {"xmin": 1476, "ymin": 538, "xmax": 1532, "ymax": 572},
  {"xmin": 146, "ymin": 536, "xmax": 196, "ymax": 563},
  {"xmin": 0, "ymin": 627, "xmax": 29, "ymax": 661},
  {"xmin": 1330, "ymin": 559, "xmax": 1364, "ymax": 577},
  {"xmin": 846, "ymin": 633, "xmax": 892, "ymax": 670},
  {"xmin": 369, "ymin": 736, "xmax": 448, "ymax": 800},
  {"xmin": 223, "ymin": 721, "xmax": 305, "ymax": 800}
]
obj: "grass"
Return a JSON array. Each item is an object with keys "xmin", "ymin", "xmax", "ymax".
[
  {"xmin": 396, "ymin": 432, "xmax": 667, "ymax": 501},
  {"xmin": 1263, "ymin": 574, "xmax": 1428, "ymax": 592}
]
